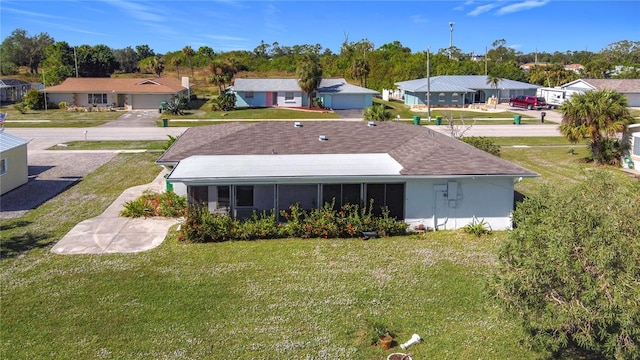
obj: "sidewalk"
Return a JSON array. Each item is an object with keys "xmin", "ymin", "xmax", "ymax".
[{"xmin": 51, "ymin": 170, "xmax": 180, "ymax": 255}]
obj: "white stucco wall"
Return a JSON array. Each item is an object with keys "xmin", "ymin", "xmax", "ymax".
[
  {"xmin": 170, "ymin": 176, "xmax": 518, "ymax": 231},
  {"xmin": 404, "ymin": 177, "xmax": 515, "ymax": 230}
]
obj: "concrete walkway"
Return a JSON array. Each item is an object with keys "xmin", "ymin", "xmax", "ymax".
[{"xmin": 51, "ymin": 170, "xmax": 180, "ymax": 255}]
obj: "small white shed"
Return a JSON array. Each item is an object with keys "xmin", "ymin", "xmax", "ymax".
[{"xmin": 0, "ymin": 131, "xmax": 29, "ymax": 195}]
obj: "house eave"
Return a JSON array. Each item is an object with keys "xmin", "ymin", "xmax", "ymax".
[{"xmin": 168, "ymin": 173, "xmax": 539, "ymax": 184}]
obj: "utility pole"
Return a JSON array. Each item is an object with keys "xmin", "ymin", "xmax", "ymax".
[
  {"xmin": 449, "ymin": 22, "xmax": 455, "ymax": 58},
  {"xmin": 427, "ymin": 46, "xmax": 431, "ymax": 121},
  {"xmin": 74, "ymin": 46, "xmax": 79, "ymax": 77}
]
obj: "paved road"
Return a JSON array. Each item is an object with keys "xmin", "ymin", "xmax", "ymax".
[{"xmin": 6, "ymin": 122, "xmax": 561, "ymax": 150}]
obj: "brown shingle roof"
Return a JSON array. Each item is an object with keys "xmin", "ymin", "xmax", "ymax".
[
  {"xmin": 45, "ymin": 77, "xmax": 186, "ymax": 94},
  {"xmin": 158, "ymin": 121, "xmax": 536, "ymax": 177},
  {"xmin": 582, "ymin": 79, "xmax": 640, "ymax": 93}
]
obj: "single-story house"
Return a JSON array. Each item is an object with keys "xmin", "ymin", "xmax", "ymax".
[
  {"xmin": 0, "ymin": 131, "xmax": 29, "ymax": 195},
  {"xmin": 157, "ymin": 121, "xmax": 538, "ymax": 230},
  {"xmin": 233, "ymin": 78, "xmax": 378, "ymax": 110},
  {"xmin": 395, "ymin": 75, "xmax": 540, "ymax": 107},
  {"xmin": 43, "ymin": 77, "xmax": 191, "ymax": 110},
  {"xmin": 560, "ymin": 79, "xmax": 640, "ymax": 107},
  {"xmin": 0, "ymin": 78, "xmax": 32, "ymax": 102}
]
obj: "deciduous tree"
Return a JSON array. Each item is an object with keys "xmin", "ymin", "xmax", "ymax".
[{"xmin": 493, "ymin": 171, "xmax": 640, "ymax": 359}]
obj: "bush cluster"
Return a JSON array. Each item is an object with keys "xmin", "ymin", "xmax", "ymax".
[
  {"xmin": 178, "ymin": 201, "xmax": 407, "ymax": 243},
  {"xmin": 461, "ymin": 136, "xmax": 501, "ymax": 157},
  {"xmin": 120, "ymin": 190, "xmax": 187, "ymax": 218}
]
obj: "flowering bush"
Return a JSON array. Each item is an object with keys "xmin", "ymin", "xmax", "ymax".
[
  {"xmin": 120, "ymin": 190, "xmax": 187, "ymax": 218},
  {"xmin": 178, "ymin": 200, "xmax": 407, "ymax": 243}
]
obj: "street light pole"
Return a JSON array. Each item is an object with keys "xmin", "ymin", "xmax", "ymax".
[
  {"xmin": 427, "ymin": 46, "xmax": 431, "ymax": 121},
  {"xmin": 449, "ymin": 22, "xmax": 455, "ymax": 58}
]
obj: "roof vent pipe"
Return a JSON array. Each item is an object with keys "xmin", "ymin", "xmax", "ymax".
[
  {"xmin": 294, "ymin": 122, "xmax": 302, "ymax": 127},
  {"xmin": 319, "ymin": 135, "xmax": 328, "ymax": 141}
]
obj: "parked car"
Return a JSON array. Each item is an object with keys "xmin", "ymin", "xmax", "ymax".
[{"xmin": 508, "ymin": 95, "xmax": 547, "ymax": 110}]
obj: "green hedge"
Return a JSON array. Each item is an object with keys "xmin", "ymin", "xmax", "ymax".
[{"xmin": 179, "ymin": 201, "xmax": 407, "ymax": 243}]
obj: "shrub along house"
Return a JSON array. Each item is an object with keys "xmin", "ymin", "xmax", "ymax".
[
  {"xmin": 395, "ymin": 75, "xmax": 540, "ymax": 107},
  {"xmin": 233, "ymin": 78, "xmax": 378, "ymax": 109},
  {"xmin": 44, "ymin": 77, "xmax": 191, "ymax": 110},
  {"xmin": 157, "ymin": 121, "xmax": 538, "ymax": 230}
]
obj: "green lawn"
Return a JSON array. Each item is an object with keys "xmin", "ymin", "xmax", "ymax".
[
  {"xmin": 1, "ymin": 142, "xmax": 635, "ymax": 359},
  {"xmin": 48, "ymin": 140, "xmax": 168, "ymax": 151},
  {"xmin": 0, "ymin": 106, "xmax": 121, "ymax": 127}
]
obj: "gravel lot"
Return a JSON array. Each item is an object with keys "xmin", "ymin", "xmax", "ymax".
[{"xmin": 0, "ymin": 150, "xmax": 116, "ymax": 219}]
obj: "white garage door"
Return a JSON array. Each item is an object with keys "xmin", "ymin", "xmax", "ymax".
[
  {"xmin": 132, "ymin": 95, "xmax": 165, "ymax": 110},
  {"xmin": 625, "ymin": 94, "xmax": 640, "ymax": 107},
  {"xmin": 331, "ymin": 94, "xmax": 366, "ymax": 110}
]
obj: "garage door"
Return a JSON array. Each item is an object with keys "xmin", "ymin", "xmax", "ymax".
[
  {"xmin": 132, "ymin": 95, "xmax": 165, "ymax": 110},
  {"xmin": 331, "ymin": 94, "xmax": 366, "ymax": 110},
  {"xmin": 625, "ymin": 94, "xmax": 640, "ymax": 107}
]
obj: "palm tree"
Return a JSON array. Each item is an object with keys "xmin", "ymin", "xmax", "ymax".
[
  {"xmin": 296, "ymin": 55, "xmax": 323, "ymax": 108},
  {"xmin": 352, "ymin": 58, "xmax": 370, "ymax": 87},
  {"xmin": 486, "ymin": 74, "xmax": 501, "ymax": 109},
  {"xmin": 559, "ymin": 89, "xmax": 633, "ymax": 164},
  {"xmin": 363, "ymin": 104, "xmax": 391, "ymax": 121},
  {"xmin": 150, "ymin": 56, "xmax": 164, "ymax": 77},
  {"xmin": 169, "ymin": 56, "xmax": 182, "ymax": 78},
  {"xmin": 182, "ymin": 46, "xmax": 195, "ymax": 79}
]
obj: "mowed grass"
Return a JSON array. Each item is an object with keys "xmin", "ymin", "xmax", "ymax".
[
  {"xmin": 2, "ymin": 140, "xmax": 635, "ymax": 359},
  {"xmin": 0, "ymin": 106, "xmax": 121, "ymax": 127}
]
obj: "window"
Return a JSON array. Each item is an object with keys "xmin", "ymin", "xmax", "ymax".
[
  {"xmin": 236, "ymin": 185, "xmax": 254, "ymax": 207},
  {"xmin": 634, "ymin": 136, "xmax": 640, "ymax": 156},
  {"xmin": 365, "ymin": 183, "xmax": 405, "ymax": 219},
  {"xmin": 244, "ymin": 91, "xmax": 254, "ymax": 98},
  {"xmin": 0, "ymin": 158, "xmax": 6, "ymax": 175},
  {"xmin": 438, "ymin": 93, "xmax": 445, "ymax": 102},
  {"xmin": 452, "ymin": 93, "xmax": 459, "ymax": 102},
  {"xmin": 87, "ymin": 93, "xmax": 107, "ymax": 105},
  {"xmin": 217, "ymin": 186, "xmax": 230, "ymax": 209},
  {"xmin": 322, "ymin": 184, "xmax": 361, "ymax": 210},
  {"xmin": 189, "ymin": 186, "xmax": 208, "ymax": 206},
  {"xmin": 285, "ymin": 92, "xmax": 295, "ymax": 102}
]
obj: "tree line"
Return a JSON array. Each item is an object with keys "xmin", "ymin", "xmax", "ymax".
[{"xmin": 2, "ymin": 28, "xmax": 639, "ymax": 90}]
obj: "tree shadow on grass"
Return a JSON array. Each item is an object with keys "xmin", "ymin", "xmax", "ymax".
[{"xmin": 0, "ymin": 228, "xmax": 54, "ymax": 259}]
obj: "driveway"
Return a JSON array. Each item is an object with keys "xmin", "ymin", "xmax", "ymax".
[{"xmin": 99, "ymin": 109, "xmax": 162, "ymax": 127}]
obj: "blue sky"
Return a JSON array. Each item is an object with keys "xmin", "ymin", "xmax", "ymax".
[{"xmin": 1, "ymin": 0, "xmax": 638, "ymax": 56}]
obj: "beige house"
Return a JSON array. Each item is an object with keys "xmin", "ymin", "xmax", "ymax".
[
  {"xmin": 0, "ymin": 131, "xmax": 28, "ymax": 195},
  {"xmin": 44, "ymin": 77, "xmax": 191, "ymax": 110}
]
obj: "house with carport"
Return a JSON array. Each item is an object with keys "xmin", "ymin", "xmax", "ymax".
[
  {"xmin": 43, "ymin": 77, "xmax": 191, "ymax": 110},
  {"xmin": 0, "ymin": 131, "xmax": 28, "ymax": 195},
  {"xmin": 157, "ymin": 121, "xmax": 538, "ymax": 230},
  {"xmin": 395, "ymin": 75, "xmax": 540, "ymax": 108},
  {"xmin": 233, "ymin": 78, "xmax": 378, "ymax": 110}
]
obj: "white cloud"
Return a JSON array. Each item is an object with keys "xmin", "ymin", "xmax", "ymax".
[
  {"xmin": 108, "ymin": 0, "xmax": 165, "ymax": 22},
  {"xmin": 467, "ymin": 3, "xmax": 498, "ymax": 16},
  {"xmin": 496, "ymin": 0, "xmax": 550, "ymax": 15},
  {"xmin": 411, "ymin": 14, "xmax": 428, "ymax": 24},
  {"xmin": 264, "ymin": 3, "xmax": 285, "ymax": 33}
]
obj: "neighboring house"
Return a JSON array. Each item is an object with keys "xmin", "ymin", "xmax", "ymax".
[
  {"xmin": 44, "ymin": 77, "xmax": 191, "ymax": 110},
  {"xmin": 0, "ymin": 131, "xmax": 28, "ymax": 195},
  {"xmin": 0, "ymin": 78, "xmax": 32, "ymax": 102},
  {"xmin": 157, "ymin": 121, "xmax": 538, "ymax": 230},
  {"xmin": 623, "ymin": 123, "xmax": 640, "ymax": 168},
  {"xmin": 519, "ymin": 63, "xmax": 584, "ymax": 73},
  {"xmin": 395, "ymin": 75, "xmax": 540, "ymax": 107},
  {"xmin": 560, "ymin": 79, "xmax": 640, "ymax": 107},
  {"xmin": 233, "ymin": 78, "xmax": 378, "ymax": 110}
]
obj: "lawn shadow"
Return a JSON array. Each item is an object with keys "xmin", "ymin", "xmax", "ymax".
[
  {"xmin": 0, "ymin": 179, "xmax": 80, "ymax": 213},
  {"xmin": 0, "ymin": 230, "xmax": 54, "ymax": 259}
]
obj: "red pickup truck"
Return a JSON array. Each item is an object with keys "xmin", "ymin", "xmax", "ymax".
[{"xmin": 508, "ymin": 95, "xmax": 547, "ymax": 110}]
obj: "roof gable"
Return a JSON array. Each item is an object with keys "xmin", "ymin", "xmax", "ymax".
[
  {"xmin": 45, "ymin": 77, "xmax": 186, "ymax": 94},
  {"xmin": 158, "ymin": 121, "xmax": 536, "ymax": 177}
]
